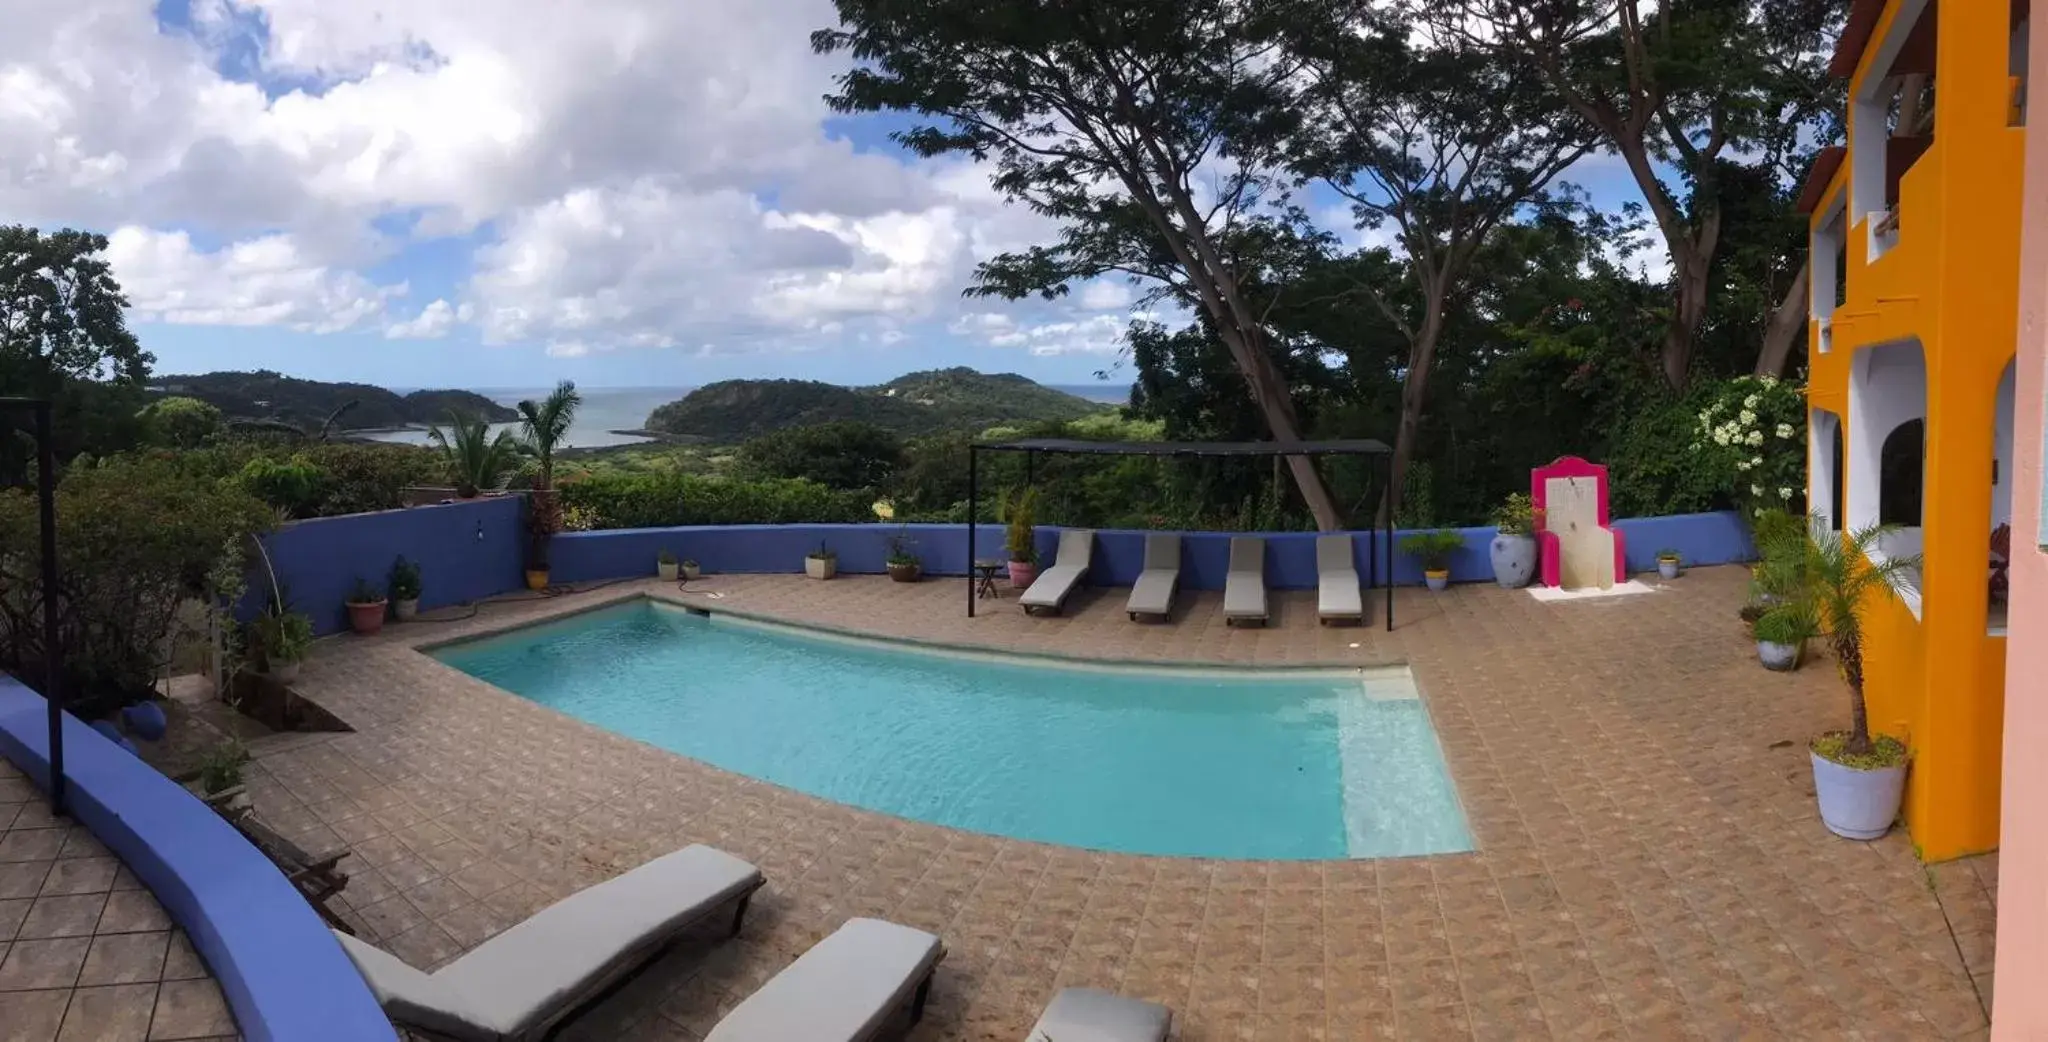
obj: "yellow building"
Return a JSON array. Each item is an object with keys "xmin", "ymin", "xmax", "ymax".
[{"xmin": 1799, "ymin": 0, "xmax": 2030, "ymax": 860}]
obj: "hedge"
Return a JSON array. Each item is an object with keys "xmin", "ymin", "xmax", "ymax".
[{"xmin": 559, "ymin": 472, "xmax": 873, "ymax": 530}]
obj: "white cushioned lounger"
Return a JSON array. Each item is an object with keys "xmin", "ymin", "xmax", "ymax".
[
  {"xmin": 1020, "ymin": 528, "xmax": 1095, "ymax": 616},
  {"xmin": 1316, "ymin": 534, "xmax": 1363, "ymax": 624},
  {"xmin": 1126, "ymin": 533, "xmax": 1181, "ymax": 620},
  {"xmin": 333, "ymin": 844, "xmax": 763, "ymax": 1042},
  {"xmin": 705, "ymin": 917, "xmax": 944, "ymax": 1042},
  {"xmin": 1223, "ymin": 536, "xmax": 1268, "ymax": 626},
  {"xmin": 1026, "ymin": 987, "xmax": 1172, "ymax": 1042}
]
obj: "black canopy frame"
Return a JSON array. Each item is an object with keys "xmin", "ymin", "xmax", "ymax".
[
  {"xmin": 0, "ymin": 398, "xmax": 65, "ymax": 814},
  {"xmin": 966, "ymin": 438, "xmax": 1396, "ymax": 631}
]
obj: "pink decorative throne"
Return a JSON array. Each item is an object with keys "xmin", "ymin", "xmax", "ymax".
[{"xmin": 1532, "ymin": 456, "xmax": 1627, "ymax": 589}]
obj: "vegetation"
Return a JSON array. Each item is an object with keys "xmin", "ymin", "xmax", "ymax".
[
  {"xmin": 1399, "ymin": 530, "xmax": 1466, "ymax": 572},
  {"xmin": 247, "ymin": 600, "xmax": 313, "ymax": 670},
  {"xmin": 558, "ymin": 472, "xmax": 871, "ymax": 530},
  {"xmin": 644, "ymin": 368, "xmax": 1102, "ymax": 440},
  {"xmin": 236, "ymin": 455, "xmax": 324, "ymax": 518},
  {"xmin": 430, "ymin": 412, "xmax": 522, "ymax": 497},
  {"xmin": 808, "ymin": 542, "xmax": 836, "ymax": 561},
  {"xmin": 1491, "ymin": 494, "xmax": 1537, "ymax": 537},
  {"xmin": 388, "ymin": 556, "xmax": 422, "ymax": 601},
  {"xmin": 1658, "ymin": 548, "xmax": 1683, "ymax": 563},
  {"xmin": 346, "ymin": 576, "xmax": 384, "ymax": 606},
  {"xmin": 1756, "ymin": 517, "xmax": 1921, "ymax": 764},
  {"xmin": 138, "ymin": 396, "xmax": 223, "ymax": 449},
  {"xmin": 516, "ymin": 381, "xmax": 580, "ymax": 490},
  {"xmin": 1003, "ymin": 486, "xmax": 1039, "ymax": 564},
  {"xmin": 737, "ymin": 421, "xmax": 904, "ymax": 490},
  {"xmin": 886, "ymin": 527, "xmax": 920, "ymax": 566},
  {"xmin": 196, "ymin": 739, "xmax": 251, "ymax": 796},
  {"xmin": 1751, "ymin": 601, "xmax": 1818, "ymax": 646},
  {"xmin": 152, "ymin": 370, "xmax": 516, "ymax": 432},
  {"xmin": 0, "ymin": 455, "xmax": 275, "ymax": 715}
]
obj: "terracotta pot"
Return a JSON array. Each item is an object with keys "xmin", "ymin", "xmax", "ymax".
[
  {"xmin": 347, "ymin": 600, "xmax": 387, "ymax": 636},
  {"xmin": 657, "ymin": 561, "xmax": 679, "ymax": 581},
  {"xmin": 525, "ymin": 569, "xmax": 550, "ymax": 591},
  {"xmin": 1007, "ymin": 560, "xmax": 1037, "ymax": 588},
  {"xmin": 887, "ymin": 562, "xmax": 922, "ymax": 583},
  {"xmin": 393, "ymin": 598, "xmax": 420, "ymax": 621}
]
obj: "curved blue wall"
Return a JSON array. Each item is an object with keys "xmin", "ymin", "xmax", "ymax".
[
  {"xmin": 251, "ymin": 496, "xmax": 525, "ymax": 635},
  {"xmin": 0, "ymin": 677, "xmax": 396, "ymax": 1042}
]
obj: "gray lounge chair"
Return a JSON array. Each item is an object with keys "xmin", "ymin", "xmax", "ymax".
[
  {"xmin": 1021, "ymin": 529, "xmax": 1095, "ymax": 616},
  {"xmin": 1026, "ymin": 987, "xmax": 1171, "ymax": 1041},
  {"xmin": 331, "ymin": 844, "xmax": 763, "ymax": 1042},
  {"xmin": 1126, "ymin": 533, "xmax": 1181, "ymax": 620},
  {"xmin": 1224, "ymin": 536, "xmax": 1268, "ymax": 626},
  {"xmin": 1316, "ymin": 534, "xmax": 1363, "ymax": 625},
  {"xmin": 706, "ymin": 917, "xmax": 943, "ymax": 1042}
]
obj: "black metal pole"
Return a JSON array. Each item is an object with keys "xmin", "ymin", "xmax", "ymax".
[
  {"xmin": 967, "ymin": 445, "xmax": 978, "ymax": 619},
  {"xmin": 1383, "ymin": 453, "xmax": 1394, "ymax": 633},
  {"xmin": 34, "ymin": 402, "xmax": 64, "ymax": 814}
]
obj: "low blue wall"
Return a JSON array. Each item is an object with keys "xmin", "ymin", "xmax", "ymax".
[
  {"xmin": 0, "ymin": 677, "xmax": 396, "ymax": 1042},
  {"xmin": 544, "ymin": 510, "xmax": 1754, "ymax": 589},
  {"xmin": 253, "ymin": 497, "xmax": 526, "ymax": 635}
]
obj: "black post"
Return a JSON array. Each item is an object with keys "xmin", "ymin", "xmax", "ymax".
[
  {"xmin": 966, "ymin": 445, "xmax": 978, "ymax": 618},
  {"xmin": 33, "ymin": 402, "xmax": 64, "ymax": 813},
  {"xmin": 1383, "ymin": 453, "xmax": 1394, "ymax": 632}
]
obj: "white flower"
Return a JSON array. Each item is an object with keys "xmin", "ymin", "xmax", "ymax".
[
  {"xmin": 1713, "ymin": 430, "xmax": 1731, "ymax": 446},
  {"xmin": 1746, "ymin": 431, "xmax": 1764, "ymax": 447},
  {"xmin": 1743, "ymin": 394, "xmax": 1760, "ymax": 409},
  {"xmin": 1776, "ymin": 423, "xmax": 1795, "ymax": 439},
  {"xmin": 1751, "ymin": 455, "xmax": 1764, "ymax": 467},
  {"xmin": 1736, "ymin": 459, "xmax": 1752, "ymax": 471},
  {"xmin": 1737, "ymin": 409, "xmax": 1757, "ymax": 426},
  {"xmin": 1751, "ymin": 484, "xmax": 1764, "ymax": 497},
  {"xmin": 1779, "ymin": 487, "xmax": 1793, "ymax": 500}
]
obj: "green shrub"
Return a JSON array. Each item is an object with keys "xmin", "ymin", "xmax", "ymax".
[
  {"xmin": 1753, "ymin": 601, "xmax": 1820, "ymax": 645},
  {"xmin": 558, "ymin": 473, "xmax": 872, "ymax": 530},
  {"xmin": 137, "ymin": 396, "xmax": 222, "ymax": 449},
  {"xmin": 1491, "ymin": 493, "xmax": 1537, "ymax": 536},
  {"xmin": 235, "ymin": 454, "xmax": 324, "ymax": 516},
  {"xmin": 1399, "ymin": 529, "xmax": 1466, "ymax": 571},
  {"xmin": 738, "ymin": 422, "xmax": 905, "ymax": 490}
]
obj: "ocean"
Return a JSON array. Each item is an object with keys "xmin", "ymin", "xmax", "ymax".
[{"xmin": 361, "ymin": 381, "xmax": 1133, "ymax": 450}]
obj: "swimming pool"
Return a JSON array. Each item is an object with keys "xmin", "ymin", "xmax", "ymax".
[{"xmin": 432, "ymin": 601, "xmax": 1472, "ymax": 860}]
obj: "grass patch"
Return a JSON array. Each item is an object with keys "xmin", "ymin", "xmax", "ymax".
[{"xmin": 1811, "ymin": 731, "xmax": 1909, "ymax": 770}]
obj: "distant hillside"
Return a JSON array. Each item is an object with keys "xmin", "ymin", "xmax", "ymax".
[
  {"xmin": 643, "ymin": 368, "xmax": 1104, "ymax": 441},
  {"xmin": 152, "ymin": 371, "xmax": 517, "ymax": 431}
]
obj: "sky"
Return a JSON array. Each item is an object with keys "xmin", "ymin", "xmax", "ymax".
[{"xmin": 3, "ymin": 0, "xmax": 1657, "ymax": 390}]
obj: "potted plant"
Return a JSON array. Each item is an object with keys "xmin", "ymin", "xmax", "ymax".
[
  {"xmin": 1004, "ymin": 486, "xmax": 1040, "ymax": 587},
  {"xmin": 1757, "ymin": 518, "xmax": 1921, "ymax": 840},
  {"xmin": 657, "ymin": 548, "xmax": 680, "ymax": 582},
  {"xmin": 249, "ymin": 601, "xmax": 313, "ymax": 682},
  {"xmin": 524, "ymin": 490, "xmax": 560, "ymax": 590},
  {"xmin": 1656, "ymin": 548, "xmax": 1683, "ymax": 580},
  {"xmin": 886, "ymin": 528, "xmax": 922, "ymax": 583},
  {"xmin": 1400, "ymin": 530, "xmax": 1465, "ymax": 592},
  {"xmin": 805, "ymin": 542, "xmax": 838, "ymax": 580},
  {"xmin": 682, "ymin": 558, "xmax": 701, "ymax": 580},
  {"xmin": 196, "ymin": 739, "xmax": 251, "ymax": 815},
  {"xmin": 1488, "ymin": 493, "xmax": 1539, "ymax": 588},
  {"xmin": 428, "ymin": 410, "xmax": 521, "ymax": 498},
  {"xmin": 345, "ymin": 577, "xmax": 388, "ymax": 636},
  {"xmin": 1751, "ymin": 600, "xmax": 1816, "ymax": 671},
  {"xmin": 388, "ymin": 556, "xmax": 423, "ymax": 620}
]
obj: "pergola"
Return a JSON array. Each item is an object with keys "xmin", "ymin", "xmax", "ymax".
[
  {"xmin": 0, "ymin": 397, "xmax": 66, "ymax": 813},
  {"xmin": 966, "ymin": 437, "xmax": 1396, "ymax": 630}
]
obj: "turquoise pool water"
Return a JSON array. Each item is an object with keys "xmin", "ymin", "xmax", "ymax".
[{"xmin": 432, "ymin": 602, "xmax": 1472, "ymax": 860}]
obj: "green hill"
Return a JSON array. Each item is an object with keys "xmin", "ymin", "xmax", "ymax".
[
  {"xmin": 152, "ymin": 371, "xmax": 517, "ymax": 432},
  {"xmin": 644, "ymin": 368, "xmax": 1104, "ymax": 441}
]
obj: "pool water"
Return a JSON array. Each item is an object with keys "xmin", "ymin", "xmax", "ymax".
[{"xmin": 433, "ymin": 602, "xmax": 1471, "ymax": 860}]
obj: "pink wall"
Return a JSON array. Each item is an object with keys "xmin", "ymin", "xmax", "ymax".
[{"xmin": 1993, "ymin": 15, "xmax": 2048, "ymax": 1038}]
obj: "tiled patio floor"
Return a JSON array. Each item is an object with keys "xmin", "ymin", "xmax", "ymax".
[
  {"xmin": 0, "ymin": 760, "xmax": 238, "ymax": 1042},
  {"xmin": 235, "ymin": 567, "xmax": 1991, "ymax": 1040}
]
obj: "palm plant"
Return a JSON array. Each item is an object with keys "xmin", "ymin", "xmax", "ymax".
[
  {"xmin": 428, "ymin": 411, "xmax": 521, "ymax": 497},
  {"xmin": 1755, "ymin": 516, "xmax": 1922, "ymax": 759},
  {"xmin": 516, "ymin": 381, "xmax": 580, "ymax": 490}
]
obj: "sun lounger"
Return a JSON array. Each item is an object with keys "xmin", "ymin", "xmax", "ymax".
[
  {"xmin": 1224, "ymin": 536, "xmax": 1268, "ymax": 626},
  {"xmin": 332, "ymin": 844, "xmax": 763, "ymax": 1042},
  {"xmin": 1021, "ymin": 529, "xmax": 1095, "ymax": 616},
  {"xmin": 1126, "ymin": 533, "xmax": 1181, "ymax": 620},
  {"xmin": 706, "ymin": 917, "xmax": 944, "ymax": 1042},
  {"xmin": 1316, "ymin": 534, "xmax": 1363, "ymax": 625},
  {"xmin": 1026, "ymin": 987, "xmax": 1172, "ymax": 1042}
]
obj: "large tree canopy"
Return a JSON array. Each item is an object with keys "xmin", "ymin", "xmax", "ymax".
[{"xmin": 0, "ymin": 226, "xmax": 150, "ymax": 390}]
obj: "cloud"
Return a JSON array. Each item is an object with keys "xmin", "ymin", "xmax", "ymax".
[
  {"xmin": 105, "ymin": 226, "xmax": 406, "ymax": 333},
  {"xmin": 385, "ymin": 298, "xmax": 465, "ymax": 339}
]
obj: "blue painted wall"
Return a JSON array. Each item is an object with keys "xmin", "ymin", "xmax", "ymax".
[
  {"xmin": 0, "ymin": 677, "xmax": 397, "ymax": 1042},
  {"xmin": 543, "ymin": 510, "xmax": 1754, "ymax": 589},
  {"xmin": 253, "ymin": 497, "xmax": 526, "ymax": 635}
]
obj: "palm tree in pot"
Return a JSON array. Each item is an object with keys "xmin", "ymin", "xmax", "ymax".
[
  {"xmin": 1756, "ymin": 516, "xmax": 1921, "ymax": 840},
  {"xmin": 515, "ymin": 383, "xmax": 579, "ymax": 590},
  {"xmin": 429, "ymin": 411, "xmax": 521, "ymax": 498},
  {"xmin": 1004, "ymin": 486, "xmax": 1040, "ymax": 587}
]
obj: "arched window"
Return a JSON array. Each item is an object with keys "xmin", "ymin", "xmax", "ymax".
[
  {"xmin": 1880, "ymin": 419, "xmax": 1925, "ymax": 526},
  {"xmin": 1831, "ymin": 420, "xmax": 1847, "ymax": 531}
]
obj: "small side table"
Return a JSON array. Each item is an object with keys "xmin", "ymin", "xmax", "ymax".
[{"xmin": 973, "ymin": 559, "xmax": 1005, "ymax": 599}]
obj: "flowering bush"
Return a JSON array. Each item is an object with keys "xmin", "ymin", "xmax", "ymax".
[{"xmin": 1692, "ymin": 375, "xmax": 1807, "ymax": 522}]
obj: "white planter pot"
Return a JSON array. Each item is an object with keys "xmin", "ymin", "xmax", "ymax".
[
  {"xmin": 1757, "ymin": 640, "xmax": 1803, "ymax": 671},
  {"xmin": 1489, "ymin": 534, "xmax": 1536, "ymax": 589},
  {"xmin": 1658, "ymin": 560, "xmax": 1680, "ymax": 580},
  {"xmin": 1424, "ymin": 570, "xmax": 1449, "ymax": 592},
  {"xmin": 1811, "ymin": 750, "xmax": 1907, "ymax": 840},
  {"xmin": 805, "ymin": 556, "xmax": 837, "ymax": 580},
  {"xmin": 265, "ymin": 659, "xmax": 301, "ymax": 683},
  {"xmin": 683, "ymin": 564, "xmax": 701, "ymax": 580},
  {"xmin": 393, "ymin": 598, "xmax": 420, "ymax": 621},
  {"xmin": 657, "ymin": 561, "xmax": 679, "ymax": 581}
]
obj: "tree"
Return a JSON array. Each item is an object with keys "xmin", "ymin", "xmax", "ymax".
[
  {"xmin": 1286, "ymin": 3, "xmax": 1592, "ymax": 519},
  {"xmin": 137, "ymin": 396, "xmax": 222, "ymax": 449},
  {"xmin": 0, "ymin": 226, "xmax": 151, "ymax": 389},
  {"xmin": 429, "ymin": 412, "xmax": 521, "ymax": 497},
  {"xmin": 517, "ymin": 381, "xmax": 581, "ymax": 490},
  {"xmin": 1427, "ymin": 0, "xmax": 1839, "ymax": 390},
  {"xmin": 812, "ymin": 0, "xmax": 1351, "ymax": 529},
  {"xmin": 739, "ymin": 422, "xmax": 905, "ymax": 490}
]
